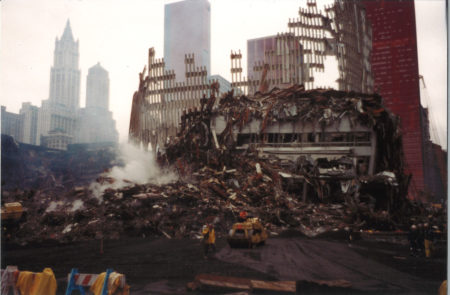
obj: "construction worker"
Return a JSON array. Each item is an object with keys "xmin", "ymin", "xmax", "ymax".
[
  {"xmin": 417, "ymin": 223, "xmax": 425, "ymax": 256},
  {"xmin": 239, "ymin": 211, "xmax": 248, "ymax": 222},
  {"xmin": 408, "ymin": 224, "xmax": 418, "ymax": 256},
  {"xmin": 424, "ymin": 223, "xmax": 434, "ymax": 258},
  {"xmin": 202, "ymin": 224, "xmax": 216, "ymax": 258}
]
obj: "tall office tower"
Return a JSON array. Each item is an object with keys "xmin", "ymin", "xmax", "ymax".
[
  {"xmin": 164, "ymin": 0, "xmax": 211, "ymax": 82},
  {"xmin": 38, "ymin": 20, "xmax": 81, "ymax": 149},
  {"xmin": 86, "ymin": 63, "xmax": 109, "ymax": 110},
  {"xmin": 247, "ymin": 34, "xmax": 303, "ymax": 93},
  {"xmin": 48, "ymin": 19, "xmax": 81, "ymax": 110},
  {"xmin": 1, "ymin": 106, "xmax": 22, "ymax": 141},
  {"xmin": 19, "ymin": 102, "xmax": 39, "ymax": 145},
  {"xmin": 76, "ymin": 63, "xmax": 118, "ymax": 144},
  {"xmin": 363, "ymin": 1, "xmax": 426, "ymax": 198}
]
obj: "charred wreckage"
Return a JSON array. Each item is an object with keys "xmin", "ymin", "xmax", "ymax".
[
  {"xmin": 161, "ymin": 84, "xmax": 409, "ymax": 214},
  {"xmin": 2, "ymin": 83, "xmax": 445, "ymax": 245}
]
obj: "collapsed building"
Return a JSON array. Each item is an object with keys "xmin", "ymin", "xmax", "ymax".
[
  {"xmin": 4, "ymin": 86, "xmax": 444, "ymax": 246},
  {"xmin": 164, "ymin": 84, "xmax": 408, "ymax": 211},
  {"xmin": 129, "ymin": 0, "xmax": 373, "ymax": 151},
  {"xmin": 3, "ymin": 1, "xmax": 445, "ymax": 246},
  {"xmin": 4, "ymin": 86, "xmax": 436, "ymax": 246}
]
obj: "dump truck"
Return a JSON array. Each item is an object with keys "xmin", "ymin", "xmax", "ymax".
[{"xmin": 227, "ymin": 217, "xmax": 268, "ymax": 248}]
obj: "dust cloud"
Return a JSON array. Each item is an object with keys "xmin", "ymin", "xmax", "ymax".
[{"xmin": 89, "ymin": 143, "xmax": 177, "ymax": 200}]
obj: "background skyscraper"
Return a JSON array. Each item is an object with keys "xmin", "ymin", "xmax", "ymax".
[
  {"xmin": 19, "ymin": 103, "xmax": 39, "ymax": 145},
  {"xmin": 48, "ymin": 20, "xmax": 81, "ymax": 110},
  {"xmin": 86, "ymin": 63, "xmax": 110, "ymax": 110},
  {"xmin": 38, "ymin": 20, "xmax": 81, "ymax": 149},
  {"xmin": 76, "ymin": 63, "xmax": 118, "ymax": 144},
  {"xmin": 363, "ymin": 1, "xmax": 427, "ymax": 199},
  {"xmin": 164, "ymin": 0, "xmax": 211, "ymax": 81}
]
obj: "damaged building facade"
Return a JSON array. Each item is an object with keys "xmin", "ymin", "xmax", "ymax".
[
  {"xmin": 130, "ymin": 0, "xmax": 373, "ymax": 152},
  {"xmin": 128, "ymin": 48, "xmax": 229, "ymax": 151},
  {"xmin": 232, "ymin": 0, "xmax": 373, "ymax": 95},
  {"xmin": 166, "ymin": 85, "xmax": 408, "ymax": 210}
]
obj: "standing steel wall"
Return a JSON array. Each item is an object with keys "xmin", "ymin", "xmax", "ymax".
[{"xmin": 363, "ymin": 0, "xmax": 425, "ymax": 198}]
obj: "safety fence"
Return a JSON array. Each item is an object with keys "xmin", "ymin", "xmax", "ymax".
[{"xmin": 0, "ymin": 266, "xmax": 128, "ymax": 295}]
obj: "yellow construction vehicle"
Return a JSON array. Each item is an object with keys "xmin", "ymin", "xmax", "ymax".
[
  {"xmin": 227, "ymin": 217, "xmax": 268, "ymax": 248},
  {"xmin": 1, "ymin": 202, "xmax": 24, "ymax": 221}
]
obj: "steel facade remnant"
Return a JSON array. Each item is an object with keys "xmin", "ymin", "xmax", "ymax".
[
  {"xmin": 232, "ymin": 0, "xmax": 373, "ymax": 95},
  {"xmin": 129, "ymin": 48, "xmax": 220, "ymax": 150},
  {"xmin": 130, "ymin": 0, "xmax": 374, "ymax": 150}
]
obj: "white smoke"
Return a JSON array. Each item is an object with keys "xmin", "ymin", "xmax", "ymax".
[
  {"xmin": 89, "ymin": 143, "xmax": 177, "ymax": 200},
  {"xmin": 70, "ymin": 200, "xmax": 85, "ymax": 212}
]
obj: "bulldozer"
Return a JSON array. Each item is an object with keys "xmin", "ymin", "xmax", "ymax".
[
  {"xmin": 227, "ymin": 217, "xmax": 268, "ymax": 248},
  {"xmin": 1, "ymin": 202, "xmax": 24, "ymax": 221},
  {"xmin": 1, "ymin": 202, "xmax": 25, "ymax": 241}
]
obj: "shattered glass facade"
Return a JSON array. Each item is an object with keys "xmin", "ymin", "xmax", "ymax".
[{"xmin": 232, "ymin": 0, "xmax": 373, "ymax": 95}]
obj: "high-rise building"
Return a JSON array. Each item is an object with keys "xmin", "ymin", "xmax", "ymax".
[
  {"xmin": 76, "ymin": 63, "xmax": 118, "ymax": 144},
  {"xmin": 363, "ymin": 1, "xmax": 426, "ymax": 199},
  {"xmin": 38, "ymin": 20, "xmax": 81, "ymax": 149},
  {"xmin": 164, "ymin": 0, "xmax": 211, "ymax": 81},
  {"xmin": 86, "ymin": 63, "xmax": 109, "ymax": 110},
  {"xmin": 246, "ymin": 34, "xmax": 303, "ymax": 93},
  {"xmin": 1, "ymin": 106, "xmax": 21, "ymax": 141},
  {"xmin": 3, "ymin": 22, "xmax": 118, "ymax": 149},
  {"xmin": 48, "ymin": 19, "xmax": 81, "ymax": 110},
  {"xmin": 19, "ymin": 102, "xmax": 39, "ymax": 145}
]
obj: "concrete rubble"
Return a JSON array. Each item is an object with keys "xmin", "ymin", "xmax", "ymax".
[{"xmin": 2, "ymin": 85, "xmax": 446, "ymax": 246}]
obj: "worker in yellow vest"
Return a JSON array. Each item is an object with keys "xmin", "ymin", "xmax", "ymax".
[{"xmin": 202, "ymin": 224, "xmax": 216, "ymax": 259}]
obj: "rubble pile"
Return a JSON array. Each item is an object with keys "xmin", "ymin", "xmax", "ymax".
[
  {"xmin": 2, "ymin": 85, "xmax": 445, "ymax": 245},
  {"xmin": 167, "ymin": 85, "xmax": 409, "ymax": 209},
  {"xmin": 1, "ymin": 135, "xmax": 119, "ymax": 191}
]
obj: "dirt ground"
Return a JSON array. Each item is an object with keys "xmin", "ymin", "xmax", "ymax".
[{"xmin": 2, "ymin": 235, "xmax": 446, "ymax": 294}]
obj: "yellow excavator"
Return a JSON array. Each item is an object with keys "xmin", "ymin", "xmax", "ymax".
[{"xmin": 227, "ymin": 217, "xmax": 268, "ymax": 248}]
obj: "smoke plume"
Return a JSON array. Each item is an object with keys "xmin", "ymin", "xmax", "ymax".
[{"xmin": 89, "ymin": 143, "xmax": 177, "ymax": 200}]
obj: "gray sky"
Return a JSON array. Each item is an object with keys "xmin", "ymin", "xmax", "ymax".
[{"xmin": 0, "ymin": 0, "xmax": 447, "ymax": 148}]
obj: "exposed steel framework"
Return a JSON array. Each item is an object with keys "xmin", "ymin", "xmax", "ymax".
[
  {"xmin": 129, "ymin": 0, "xmax": 374, "ymax": 151},
  {"xmin": 231, "ymin": 0, "xmax": 373, "ymax": 95},
  {"xmin": 129, "ymin": 48, "xmax": 219, "ymax": 150}
]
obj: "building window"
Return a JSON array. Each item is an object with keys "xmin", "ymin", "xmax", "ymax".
[{"xmin": 307, "ymin": 133, "xmax": 315, "ymax": 143}]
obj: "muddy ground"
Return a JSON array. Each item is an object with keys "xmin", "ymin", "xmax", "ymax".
[{"xmin": 2, "ymin": 234, "xmax": 446, "ymax": 295}]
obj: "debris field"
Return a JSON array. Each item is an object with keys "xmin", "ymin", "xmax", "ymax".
[{"xmin": 2, "ymin": 85, "xmax": 446, "ymax": 246}]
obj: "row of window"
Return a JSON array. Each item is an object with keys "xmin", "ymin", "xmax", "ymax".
[{"xmin": 237, "ymin": 132, "xmax": 371, "ymax": 146}]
